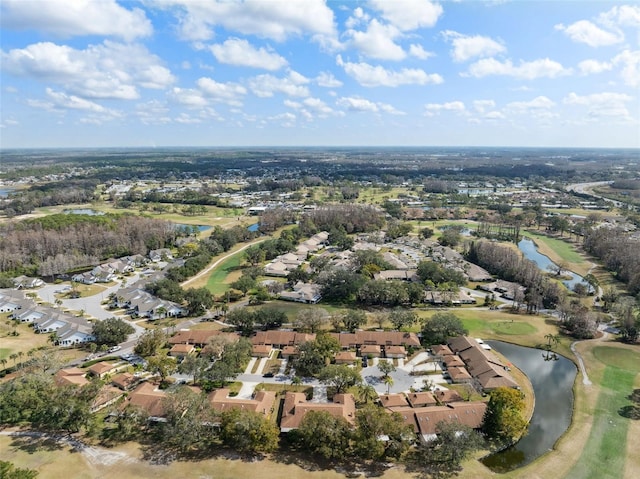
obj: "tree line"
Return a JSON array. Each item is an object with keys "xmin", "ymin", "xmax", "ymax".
[
  {"xmin": 466, "ymin": 240, "xmax": 563, "ymax": 313},
  {"xmin": 0, "ymin": 214, "xmax": 177, "ymax": 276}
]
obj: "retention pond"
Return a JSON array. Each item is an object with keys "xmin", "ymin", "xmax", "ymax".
[{"xmin": 481, "ymin": 340, "xmax": 577, "ymax": 473}]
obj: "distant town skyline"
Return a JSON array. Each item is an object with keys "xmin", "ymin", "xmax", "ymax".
[{"xmin": 1, "ymin": 1, "xmax": 639, "ymax": 149}]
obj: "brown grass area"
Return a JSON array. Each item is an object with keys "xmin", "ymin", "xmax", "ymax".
[{"xmin": 0, "ymin": 321, "xmax": 51, "ymax": 358}]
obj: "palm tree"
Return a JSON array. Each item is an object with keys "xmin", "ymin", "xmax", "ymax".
[
  {"xmin": 544, "ymin": 333, "xmax": 560, "ymax": 351},
  {"xmin": 9, "ymin": 353, "xmax": 18, "ymax": 366},
  {"xmin": 357, "ymin": 383, "xmax": 378, "ymax": 404},
  {"xmin": 0, "ymin": 358, "xmax": 7, "ymax": 370},
  {"xmin": 383, "ymin": 375, "xmax": 394, "ymax": 394}
]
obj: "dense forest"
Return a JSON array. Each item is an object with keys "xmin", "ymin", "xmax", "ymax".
[{"xmin": 0, "ymin": 214, "xmax": 176, "ymax": 276}]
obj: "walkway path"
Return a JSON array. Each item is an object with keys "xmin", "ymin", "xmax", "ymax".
[
  {"xmin": 571, "ymin": 328, "xmax": 609, "ymax": 386},
  {"xmin": 180, "ymin": 237, "xmax": 268, "ymax": 289}
]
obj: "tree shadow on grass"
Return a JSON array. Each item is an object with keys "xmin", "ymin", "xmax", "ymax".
[
  {"xmin": 403, "ymin": 459, "xmax": 463, "ymax": 479},
  {"xmin": 9, "ymin": 434, "xmax": 65, "ymax": 454},
  {"xmin": 618, "ymin": 405, "xmax": 640, "ymax": 420}
]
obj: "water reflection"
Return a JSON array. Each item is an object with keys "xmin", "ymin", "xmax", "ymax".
[
  {"xmin": 482, "ymin": 341, "xmax": 577, "ymax": 472},
  {"xmin": 518, "ymin": 238, "xmax": 585, "ymax": 289}
]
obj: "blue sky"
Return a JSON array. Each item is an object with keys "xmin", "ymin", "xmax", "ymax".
[{"xmin": 1, "ymin": 0, "xmax": 638, "ymax": 148}]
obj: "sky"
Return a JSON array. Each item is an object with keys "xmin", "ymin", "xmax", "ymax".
[{"xmin": 1, "ymin": 0, "xmax": 639, "ymax": 149}]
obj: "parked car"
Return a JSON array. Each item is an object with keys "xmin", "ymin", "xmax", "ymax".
[{"xmin": 108, "ymin": 345, "xmax": 122, "ymax": 353}]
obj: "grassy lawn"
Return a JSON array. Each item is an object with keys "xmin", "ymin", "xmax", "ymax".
[
  {"xmin": 569, "ymin": 363, "xmax": 636, "ymax": 478},
  {"xmin": 522, "ymin": 230, "xmax": 587, "ymax": 275},
  {"xmin": 205, "ymin": 252, "xmax": 244, "ymax": 295}
]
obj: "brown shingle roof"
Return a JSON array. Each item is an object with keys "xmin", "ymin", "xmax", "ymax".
[
  {"xmin": 128, "ymin": 382, "xmax": 166, "ymax": 417},
  {"xmin": 251, "ymin": 331, "xmax": 316, "ymax": 347},
  {"xmin": 433, "ymin": 389, "xmax": 463, "ymax": 404},
  {"xmin": 280, "ymin": 392, "xmax": 356, "ymax": 431},
  {"xmin": 407, "ymin": 391, "xmax": 438, "ymax": 408},
  {"xmin": 112, "ymin": 372, "xmax": 138, "ymax": 390},
  {"xmin": 169, "ymin": 344, "xmax": 196, "ymax": 356},
  {"xmin": 88, "ymin": 361, "xmax": 117, "ymax": 377},
  {"xmin": 414, "ymin": 402, "xmax": 487, "ymax": 436},
  {"xmin": 209, "ymin": 388, "xmax": 276, "ymax": 416},
  {"xmin": 432, "ymin": 344, "xmax": 454, "ymax": 356},
  {"xmin": 443, "ymin": 355, "xmax": 465, "ymax": 367},
  {"xmin": 379, "ymin": 394, "xmax": 409, "ymax": 409},
  {"xmin": 54, "ymin": 368, "xmax": 89, "ymax": 387}
]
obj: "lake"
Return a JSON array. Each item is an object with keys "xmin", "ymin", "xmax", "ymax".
[
  {"xmin": 481, "ymin": 341, "xmax": 577, "ymax": 472},
  {"xmin": 63, "ymin": 208, "xmax": 105, "ymax": 216},
  {"xmin": 174, "ymin": 224, "xmax": 212, "ymax": 232},
  {"xmin": 518, "ymin": 237, "xmax": 585, "ymax": 289}
]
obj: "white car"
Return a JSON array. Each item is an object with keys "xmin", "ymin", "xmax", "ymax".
[{"xmin": 108, "ymin": 345, "xmax": 122, "ymax": 353}]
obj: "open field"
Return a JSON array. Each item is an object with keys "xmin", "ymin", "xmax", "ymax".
[{"xmin": 0, "ymin": 320, "xmax": 51, "ymax": 361}]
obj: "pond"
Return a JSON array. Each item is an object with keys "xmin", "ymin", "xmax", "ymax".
[
  {"xmin": 0, "ymin": 187, "xmax": 16, "ymax": 198},
  {"xmin": 247, "ymin": 223, "xmax": 260, "ymax": 232},
  {"xmin": 63, "ymin": 208, "xmax": 105, "ymax": 216},
  {"xmin": 481, "ymin": 341, "xmax": 577, "ymax": 472},
  {"xmin": 174, "ymin": 223, "xmax": 211, "ymax": 233},
  {"xmin": 518, "ymin": 238, "xmax": 585, "ymax": 290}
]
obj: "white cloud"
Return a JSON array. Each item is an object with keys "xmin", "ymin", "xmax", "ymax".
[
  {"xmin": 136, "ymin": 100, "xmax": 171, "ymax": 125},
  {"xmin": 335, "ymin": 96, "xmax": 403, "ymax": 115},
  {"xmin": 347, "ymin": 19, "xmax": 405, "ymax": 61},
  {"xmin": 424, "ymin": 101, "xmax": 466, "ymax": 116},
  {"xmin": 442, "ymin": 31, "xmax": 506, "ymax": 62},
  {"xmin": 578, "ymin": 59, "xmax": 613, "ymax": 75},
  {"xmin": 248, "ymin": 70, "xmax": 310, "ymax": 97},
  {"xmin": 554, "ymin": 20, "xmax": 623, "ymax": 47},
  {"xmin": 315, "ymin": 71, "xmax": 343, "ymax": 88},
  {"xmin": 197, "ymin": 77, "xmax": 247, "ymax": 105},
  {"xmin": 368, "ymin": 0, "xmax": 443, "ymax": 31},
  {"xmin": 155, "ymin": 0, "xmax": 336, "ymax": 42},
  {"xmin": 345, "ymin": 7, "xmax": 369, "ymax": 29},
  {"xmin": 337, "ymin": 96, "xmax": 379, "ymax": 112},
  {"xmin": 612, "ymin": 50, "xmax": 640, "ymax": 87},
  {"xmin": 0, "ymin": 0, "xmax": 152, "ymax": 41},
  {"xmin": 598, "ymin": 5, "xmax": 640, "ymax": 28},
  {"xmin": 564, "ymin": 91, "xmax": 634, "ymax": 120},
  {"xmin": 268, "ymin": 112, "xmax": 297, "ymax": 127},
  {"xmin": 472, "ymin": 100, "xmax": 495, "ymax": 113},
  {"xmin": 483, "ymin": 111, "xmax": 506, "ymax": 120},
  {"xmin": 378, "ymin": 103, "xmax": 406, "ymax": 115},
  {"xmin": 409, "ymin": 44, "xmax": 433, "ymax": 60},
  {"xmin": 1, "ymin": 41, "xmax": 175, "ymax": 100},
  {"xmin": 465, "ymin": 57, "xmax": 571, "ymax": 79},
  {"xmin": 44, "ymin": 88, "xmax": 104, "ymax": 113},
  {"xmin": 175, "ymin": 113, "xmax": 202, "ymax": 124},
  {"xmin": 506, "ymin": 96, "xmax": 556, "ymax": 111},
  {"xmin": 337, "ymin": 55, "xmax": 443, "ymax": 87},
  {"xmin": 209, "ymin": 38, "xmax": 287, "ymax": 70},
  {"xmin": 169, "ymin": 87, "xmax": 208, "ymax": 108},
  {"xmin": 302, "ymin": 97, "xmax": 335, "ymax": 117}
]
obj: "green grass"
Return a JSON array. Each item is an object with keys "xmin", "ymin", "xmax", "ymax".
[
  {"xmin": 569, "ymin": 365, "xmax": 636, "ymax": 479},
  {"xmin": 460, "ymin": 317, "xmax": 537, "ymax": 336},
  {"xmin": 592, "ymin": 346, "xmax": 640, "ymax": 370},
  {"xmin": 0, "ymin": 348, "xmax": 11, "ymax": 360},
  {"xmin": 206, "ymin": 252, "xmax": 244, "ymax": 294}
]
